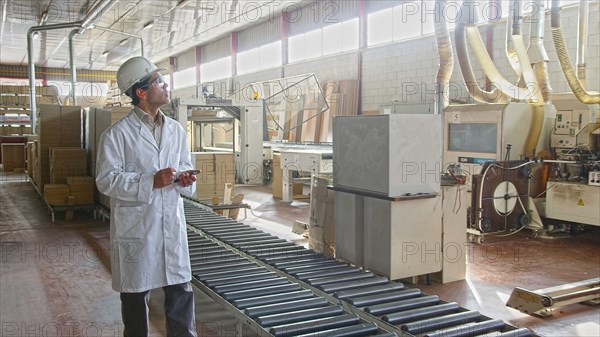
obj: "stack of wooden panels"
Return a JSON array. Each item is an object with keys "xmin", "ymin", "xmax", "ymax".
[
  {"xmin": 67, "ymin": 176, "xmax": 94, "ymax": 205},
  {"xmin": 269, "ymin": 80, "xmax": 358, "ymax": 143},
  {"xmin": 191, "ymin": 152, "xmax": 235, "ymax": 201},
  {"xmin": 34, "ymin": 105, "xmax": 82, "ymax": 189},
  {"xmin": 318, "ymin": 80, "xmax": 359, "ymax": 142},
  {"xmin": 1, "ymin": 143, "xmax": 26, "ymax": 172},
  {"xmin": 49, "ymin": 147, "xmax": 87, "ymax": 183}
]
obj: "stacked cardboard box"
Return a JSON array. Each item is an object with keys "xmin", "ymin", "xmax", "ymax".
[
  {"xmin": 85, "ymin": 106, "xmax": 130, "ymax": 209},
  {"xmin": 308, "ymin": 175, "xmax": 335, "ymax": 257},
  {"xmin": 34, "ymin": 105, "xmax": 82, "ymax": 189},
  {"xmin": 1, "ymin": 143, "xmax": 25, "ymax": 172},
  {"xmin": 43, "ymin": 184, "xmax": 70, "ymax": 206},
  {"xmin": 191, "ymin": 152, "xmax": 235, "ymax": 201},
  {"xmin": 67, "ymin": 176, "xmax": 94, "ymax": 205},
  {"xmin": 49, "ymin": 147, "xmax": 87, "ymax": 183}
]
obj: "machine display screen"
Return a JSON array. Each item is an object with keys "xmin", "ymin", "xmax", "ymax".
[{"xmin": 448, "ymin": 123, "xmax": 497, "ymax": 153}]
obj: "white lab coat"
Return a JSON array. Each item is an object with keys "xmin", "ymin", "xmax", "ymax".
[{"xmin": 96, "ymin": 109, "xmax": 196, "ymax": 293}]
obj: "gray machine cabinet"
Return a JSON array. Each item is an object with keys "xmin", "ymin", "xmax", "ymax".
[
  {"xmin": 333, "ymin": 114, "xmax": 442, "ymax": 197},
  {"xmin": 363, "ymin": 195, "xmax": 442, "ymax": 280}
]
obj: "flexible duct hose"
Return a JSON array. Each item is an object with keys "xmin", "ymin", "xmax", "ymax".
[
  {"xmin": 506, "ymin": 0, "xmax": 524, "ymax": 77},
  {"xmin": 455, "ymin": 21, "xmax": 509, "ymax": 103},
  {"xmin": 576, "ymin": 0, "xmax": 590, "ymax": 88},
  {"xmin": 529, "ymin": 0, "xmax": 552, "ymax": 103},
  {"xmin": 551, "ymin": 0, "xmax": 600, "ymax": 104},
  {"xmin": 466, "ymin": 27, "xmax": 543, "ymax": 104},
  {"xmin": 434, "ymin": 0, "xmax": 453, "ymax": 113}
]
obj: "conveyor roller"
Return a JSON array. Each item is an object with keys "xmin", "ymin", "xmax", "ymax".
[{"xmin": 183, "ymin": 200, "xmax": 534, "ymax": 337}]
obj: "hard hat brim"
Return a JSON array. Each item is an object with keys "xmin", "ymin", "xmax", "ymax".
[{"xmin": 123, "ymin": 68, "xmax": 166, "ymax": 94}]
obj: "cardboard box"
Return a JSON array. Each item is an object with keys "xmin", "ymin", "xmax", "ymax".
[
  {"xmin": 44, "ymin": 184, "xmax": 70, "ymax": 206},
  {"xmin": 49, "ymin": 147, "xmax": 87, "ymax": 183},
  {"xmin": 67, "ymin": 176, "xmax": 94, "ymax": 205},
  {"xmin": 1, "ymin": 143, "xmax": 26, "ymax": 172},
  {"xmin": 191, "ymin": 152, "xmax": 235, "ymax": 201}
]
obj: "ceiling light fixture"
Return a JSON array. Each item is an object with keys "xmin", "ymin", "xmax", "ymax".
[{"xmin": 142, "ymin": 21, "xmax": 154, "ymax": 30}]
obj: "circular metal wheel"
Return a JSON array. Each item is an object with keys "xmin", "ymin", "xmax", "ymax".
[
  {"xmin": 519, "ymin": 213, "xmax": 531, "ymax": 227},
  {"xmin": 479, "ymin": 218, "xmax": 492, "ymax": 232}
]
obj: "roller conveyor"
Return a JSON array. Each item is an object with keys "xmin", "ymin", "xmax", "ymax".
[{"xmin": 183, "ymin": 200, "xmax": 535, "ymax": 337}]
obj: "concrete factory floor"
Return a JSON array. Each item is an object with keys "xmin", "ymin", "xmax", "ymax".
[{"xmin": 1, "ymin": 171, "xmax": 599, "ymax": 337}]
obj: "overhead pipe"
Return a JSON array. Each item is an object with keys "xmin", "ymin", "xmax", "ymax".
[
  {"xmin": 576, "ymin": 0, "xmax": 589, "ymax": 87},
  {"xmin": 433, "ymin": 0, "xmax": 453, "ymax": 114},
  {"xmin": 551, "ymin": 0, "xmax": 600, "ymax": 104},
  {"xmin": 93, "ymin": 26, "xmax": 145, "ymax": 57},
  {"xmin": 69, "ymin": 29, "xmax": 78, "ymax": 105},
  {"xmin": 27, "ymin": 0, "xmax": 120, "ymax": 132},
  {"xmin": 80, "ymin": 0, "xmax": 120, "ymax": 32},
  {"xmin": 28, "ymin": 22, "xmax": 83, "ymax": 132},
  {"xmin": 528, "ymin": 0, "xmax": 552, "ymax": 102}
]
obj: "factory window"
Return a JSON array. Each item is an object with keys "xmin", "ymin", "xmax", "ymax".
[
  {"xmin": 200, "ymin": 57, "xmax": 232, "ymax": 82},
  {"xmin": 173, "ymin": 67, "xmax": 197, "ymax": 89},
  {"xmin": 237, "ymin": 41, "xmax": 282, "ymax": 75},
  {"xmin": 368, "ymin": 1, "xmax": 493, "ymax": 46},
  {"xmin": 498, "ymin": 0, "xmax": 578, "ymax": 18},
  {"xmin": 288, "ymin": 18, "xmax": 359, "ymax": 63},
  {"xmin": 367, "ymin": 8, "xmax": 393, "ymax": 46},
  {"xmin": 323, "ymin": 18, "xmax": 359, "ymax": 56}
]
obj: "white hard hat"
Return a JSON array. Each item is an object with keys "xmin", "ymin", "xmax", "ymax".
[{"xmin": 116, "ymin": 56, "xmax": 165, "ymax": 93}]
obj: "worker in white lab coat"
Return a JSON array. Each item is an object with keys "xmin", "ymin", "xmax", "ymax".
[{"xmin": 96, "ymin": 56, "xmax": 198, "ymax": 337}]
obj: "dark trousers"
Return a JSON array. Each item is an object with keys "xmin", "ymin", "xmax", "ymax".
[{"xmin": 121, "ymin": 282, "xmax": 197, "ymax": 337}]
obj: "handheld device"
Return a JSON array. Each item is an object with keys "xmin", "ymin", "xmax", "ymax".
[{"xmin": 174, "ymin": 170, "xmax": 200, "ymax": 183}]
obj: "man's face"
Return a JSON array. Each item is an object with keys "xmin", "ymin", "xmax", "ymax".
[{"xmin": 142, "ymin": 73, "xmax": 169, "ymax": 105}]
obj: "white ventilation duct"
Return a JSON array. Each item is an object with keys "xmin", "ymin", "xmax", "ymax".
[
  {"xmin": 454, "ymin": 18, "xmax": 509, "ymax": 103},
  {"xmin": 551, "ymin": 0, "xmax": 599, "ymax": 104},
  {"xmin": 576, "ymin": 0, "xmax": 590, "ymax": 88},
  {"xmin": 528, "ymin": 0, "xmax": 552, "ymax": 102},
  {"xmin": 455, "ymin": 1, "xmax": 546, "ymax": 157},
  {"xmin": 434, "ymin": 0, "xmax": 454, "ymax": 114},
  {"xmin": 506, "ymin": 0, "xmax": 524, "ymax": 79}
]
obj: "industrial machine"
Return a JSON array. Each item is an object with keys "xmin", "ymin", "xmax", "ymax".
[
  {"xmin": 543, "ymin": 93, "xmax": 600, "ymax": 229},
  {"xmin": 174, "ymin": 96, "xmax": 265, "ymax": 185},
  {"xmin": 442, "ymin": 95, "xmax": 599, "ymax": 241},
  {"xmin": 173, "ymin": 73, "xmax": 330, "ymax": 187},
  {"xmin": 443, "ymin": 103, "xmax": 554, "ymax": 242}
]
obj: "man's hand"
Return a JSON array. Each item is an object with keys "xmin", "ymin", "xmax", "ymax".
[
  {"xmin": 154, "ymin": 168, "xmax": 176, "ymax": 188},
  {"xmin": 176, "ymin": 170, "xmax": 198, "ymax": 187}
]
